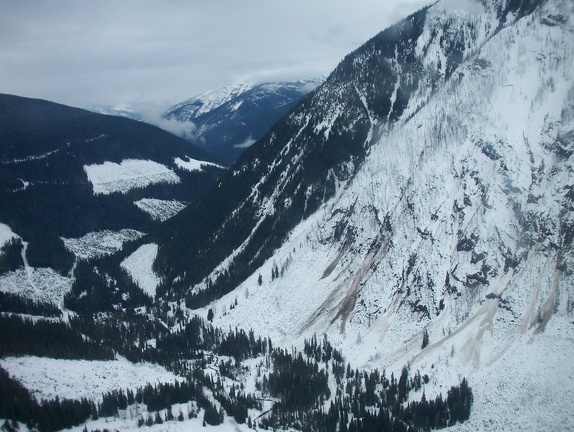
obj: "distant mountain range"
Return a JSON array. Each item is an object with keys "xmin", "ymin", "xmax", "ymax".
[
  {"xmin": 166, "ymin": 80, "xmax": 322, "ymax": 164},
  {"xmin": 88, "ymin": 80, "xmax": 321, "ymax": 165},
  {"xmin": 88, "ymin": 105, "xmax": 143, "ymax": 121}
]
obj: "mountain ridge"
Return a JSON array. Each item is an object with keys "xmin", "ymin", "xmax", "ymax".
[
  {"xmin": 151, "ymin": 0, "xmax": 547, "ymax": 306},
  {"xmin": 199, "ymin": 0, "xmax": 574, "ymax": 428},
  {"xmin": 165, "ymin": 80, "xmax": 321, "ymax": 163},
  {"xmin": 0, "ymin": 93, "xmax": 224, "ymax": 300}
]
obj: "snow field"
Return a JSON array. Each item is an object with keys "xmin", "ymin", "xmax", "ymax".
[
  {"xmin": 0, "ymin": 267, "xmax": 72, "ymax": 306},
  {"xmin": 62, "ymin": 229, "xmax": 144, "ymax": 260},
  {"xmin": 83, "ymin": 159, "xmax": 180, "ymax": 195},
  {"xmin": 0, "ymin": 356, "xmax": 181, "ymax": 403},
  {"xmin": 439, "ymin": 316, "xmax": 574, "ymax": 431},
  {"xmin": 134, "ymin": 198, "xmax": 186, "ymax": 222},
  {"xmin": 121, "ymin": 243, "xmax": 161, "ymax": 298}
]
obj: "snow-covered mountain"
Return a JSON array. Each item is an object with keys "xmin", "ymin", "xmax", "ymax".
[
  {"xmin": 153, "ymin": 0, "xmax": 544, "ymax": 304},
  {"xmin": 166, "ymin": 80, "xmax": 322, "ymax": 163},
  {"xmin": 2, "ymin": 0, "xmax": 574, "ymax": 430},
  {"xmin": 145, "ymin": 0, "xmax": 571, "ymax": 428},
  {"xmin": 168, "ymin": 83, "xmax": 253, "ymax": 120}
]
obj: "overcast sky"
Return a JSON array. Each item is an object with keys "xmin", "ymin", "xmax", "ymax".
[{"xmin": 0, "ymin": 0, "xmax": 431, "ymax": 110}]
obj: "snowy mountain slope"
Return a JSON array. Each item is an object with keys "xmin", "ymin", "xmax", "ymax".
[
  {"xmin": 121, "ymin": 243, "xmax": 161, "ymax": 298},
  {"xmin": 152, "ymin": 0, "xmax": 549, "ymax": 311},
  {"xmin": 168, "ymin": 83, "xmax": 252, "ymax": 120},
  {"xmin": 1, "ymin": 0, "xmax": 571, "ymax": 430},
  {"xmin": 201, "ymin": 0, "xmax": 574, "ymax": 428},
  {"xmin": 166, "ymin": 80, "xmax": 321, "ymax": 163}
]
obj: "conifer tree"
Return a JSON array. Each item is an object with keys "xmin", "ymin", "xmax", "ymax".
[{"xmin": 421, "ymin": 328, "xmax": 430, "ymax": 349}]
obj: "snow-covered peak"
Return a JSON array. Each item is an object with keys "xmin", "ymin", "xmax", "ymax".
[
  {"xmin": 165, "ymin": 79, "xmax": 324, "ymax": 163},
  {"xmin": 168, "ymin": 83, "xmax": 252, "ymax": 119}
]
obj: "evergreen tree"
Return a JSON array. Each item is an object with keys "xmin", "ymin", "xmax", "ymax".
[{"xmin": 421, "ymin": 328, "xmax": 430, "ymax": 349}]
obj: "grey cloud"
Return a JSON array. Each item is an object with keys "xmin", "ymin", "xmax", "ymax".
[
  {"xmin": 234, "ymin": 136, "xmax": 257, "ymax": 150},
  {"xmin": 134, "ymin": 101, "xmax": 197, "ymax": 140},
  {"xmin": 0, "ymin": 0, "xmax": 432, "ymax": 108}
]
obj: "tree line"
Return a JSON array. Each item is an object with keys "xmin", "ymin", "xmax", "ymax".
[
  {"xmin": 1, "ymin": 289, "xmax": 473, "ymax": 432},
  {"xmin": 0, "ymin": 291, "xmax": 62, "ymax": 318},
  {"xmin": 0, "ymin": 314, "xmax": 113, "ymax": 360}
]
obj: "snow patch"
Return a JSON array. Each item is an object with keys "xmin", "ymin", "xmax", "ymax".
[
  {"xmin": 121, "ymin": 244, "xmax": 160, "ymax": 298},
  {"xmin": 0, "ymin": 356, "xmax": 180, "ymax": 403},
  {"xmin": 174, "ymin": 155, "xmax": 227, "ymax": 172},
  {"xmin": 83, "ymin": 159, "xmax": 180, "ymax": 195},
  {"xmin": 134, "ymin": 198, "xmax": 187, "ymax": 222},
  {"xmin": 230, "ymin": 100, "xmax": 243, "ymax": 111},
  {"xmin": 0, "ymin": 267, "xmax": 72, "ymax": 305},
  {"xmin": 0, "ymin": 223, "xmax": 18, "ymax": 247},
  {"xmin": 62, "ymin": 229, "xmax": 145, "ymax": 260}
]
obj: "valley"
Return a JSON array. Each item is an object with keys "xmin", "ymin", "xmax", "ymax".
[{"xmin": 1, "ymin": 0, "xmax": 573, "ymax": 431}]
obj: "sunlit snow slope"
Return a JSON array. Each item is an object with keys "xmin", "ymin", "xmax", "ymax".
[{"xmin": 207, "ymin": 1, "xmax": 574, "ymax": 429}]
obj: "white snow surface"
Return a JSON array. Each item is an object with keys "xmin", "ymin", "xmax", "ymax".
[
  {"xmin": 169, "ymin": 83, "xmax": 252, "ymax": 119},
  {"xmin": 83, "ymin": 159, "xmax": 180, "ymax": 195},
  {"xmin": 134, "ymin": 198, "xmax": 187, "ymax": 221},
  {"xmin": 173, "ymin": 155, "xmax": 227, "ymax": 172},
  {"xmin": 0, "ymin": 223, "xmax": 18, "ymax": 247},
  {"xmin": 204, "ymin": 1, "xmax": 574, "ymax": 429},
  {"xmin": 0, "ymin": 356, "xmax": 180, "ymax": 403},
  {"xmin": 437, "ymin": 317, "xmax": 574, "ymax": 431},
  {"xmin": 0, "ymin": 224, "xmax": 73, "ymax": 304},
  {"xmin": 0, "ymin": 267, "xmax": 72, "ymax": 305},
  {"xmin": 62, "ymin": 229, "xmax": 144, "ymax": 260},
  {"xmin": 71, "ymin": 409, "xmax": 253, "ymax": 432},
  {"xmin": 63, "ymin": 404, "xmax": 253, "ymax": 432},
  {"xmin": 121, "ymin": 243, "xmax": 160, "ymax": 298}
]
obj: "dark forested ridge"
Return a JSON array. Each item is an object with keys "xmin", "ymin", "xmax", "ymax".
[
  {"xmin": 0, "ymin": 292, "xmax": 61, "ymax": 317},
  {"xmin": 0, "ymin": 314, "xmax": 113, "ymax": 360},
  {"xmin": 0, "ymin": 93, "xmax": 224, "ymax": 275}
]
